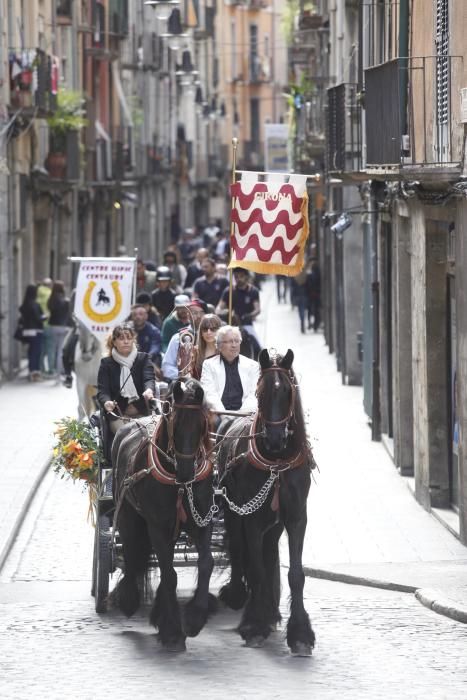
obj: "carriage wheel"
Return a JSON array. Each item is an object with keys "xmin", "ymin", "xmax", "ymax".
[{"xmin": 94, "ymin": 513, "xmax": 112, "ymax": 613}]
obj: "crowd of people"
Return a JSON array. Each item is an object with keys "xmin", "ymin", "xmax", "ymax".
[
  {"xmin": 17, "ymin": 278, "xmax": 72, "ymax": 382},
  {"xmin": 15, "ymin": 223, "xmax": 321, "ymax": 402}
]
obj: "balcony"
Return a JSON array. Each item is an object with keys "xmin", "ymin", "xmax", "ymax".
[
  {"xmin": 326, "ymin": 83, "xmax": 362, "ymax": 175},
  {"xmin": 298, "ymin": 12, "xmax": 323, "ymax": 30},
  {"xmin": 365, "ymin": 56, "xmax": 463, "ymax": 177},
  {"xmin": 249, "ymin": 55, "xmax": 270, "ymax": 83},
  {"xmin": 8, "ymin": 48, "xmax": 58, "ymax": 115}
]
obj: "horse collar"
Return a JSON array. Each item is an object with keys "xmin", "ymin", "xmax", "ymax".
[
  {"xmin": 247, "ymin": 415, "xmax": 305, "ymax": 472},
  {"xmin": 148, "ymin": 416, "xmax": 212, "ymax": 485}
]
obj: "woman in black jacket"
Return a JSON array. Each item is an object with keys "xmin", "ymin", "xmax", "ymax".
[
  {"xmin": 19, "ymin": 284, "xmax": 44, "ymax": 381},
  {"xmin": 47, "ymin": 280, "xmax": 71, "ymax": 377},
  {"xmin": 97, "ymin": 323, "xmax": 155, "ymax": 434}
]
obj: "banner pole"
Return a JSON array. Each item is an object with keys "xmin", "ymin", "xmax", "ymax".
[{"xmin": 228, "ymin": 137, "xmax": 238, "ymax": 325}]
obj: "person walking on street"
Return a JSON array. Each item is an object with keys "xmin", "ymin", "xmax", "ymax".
[
  {"xmin": 19, "ymin": 284, "xmax": 45, "ymax": 381},
  {"xmin": 216, "ymin": 267, "xmax": 262, "ymax": 357},
  {"xmin": 135, "ymin": 291, "xmax": 161, "ymax": 329},
  {"xmin": 276, "ymin": 274, "xmax": 288, "ymax": 303},
  {"xmin": 184, "ymin": 247, "xmax": 209, "ymax": 291},
  {"xmin": 306, "ymin": 258, "xmax": 321, "ymax": 331},
  {"xmin": 36, "ymin": 277, "xmax": 53, "ymax": 374},
  {"xmin": 136, "ymin": 259, "xmax": 157, "ymax": 294},
  {"xmin": 193, "ymin": 258, "xmax": 229, "ymax": 307},
  {"xmin": 290, "ymin": 269, "xmax": 308, "ymax": 334},
  {"xmin": 130, "ymin": 304, "xmax": 162, "ymax": 367},
  {"xmin": 163, "ymin": 249, "xmax": 187, "ymax": 292},
  {"xmin": 151, "ymin": 266, "xmax": 176, "ymax": 321},
  {"xmin": 160, "ymin": 294, "xmax": 192, "ymax": 352},
  {"xmin": 47, "ymin": 280, "xmax": 72, "ymax": 378}
]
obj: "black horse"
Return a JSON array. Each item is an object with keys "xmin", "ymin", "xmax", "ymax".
[
  {"xmin": 217, "ymin": 348, "xmax": 315, "ymax": 656},
  {"xmin": 110, "ymin": 378, "xmax": 216, "ymax": 651}
]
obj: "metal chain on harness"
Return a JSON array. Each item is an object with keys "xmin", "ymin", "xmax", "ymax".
[
  {"xmin": 221, "ymin": 470, "xmax": 279, "ymax": 516},
  {"xmin": 185, "ymin": 483, "xmax": 219, "ymax": 527}
]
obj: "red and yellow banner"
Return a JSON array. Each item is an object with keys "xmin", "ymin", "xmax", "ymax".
[{"xmin": 229, "ymin": 177, "xmax": 309, "ymax": 276}]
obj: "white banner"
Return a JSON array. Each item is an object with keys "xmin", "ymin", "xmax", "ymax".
[
  {"xmin": 74, "ymin": 258, "xmax": 136, "ymax": 344},
  {"xmin": 264, "ymin": 123, "xmax": 289, "ymax": 173}
]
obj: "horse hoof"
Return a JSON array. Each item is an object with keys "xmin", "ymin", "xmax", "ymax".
[
  {"xmin": 164, "ymin": 638, "xmax": 186, "ymax": 653},
  {"xmin": 291, "ymin": 642, "xmax": 312, "ymax": 657},
  {"xmin": 245, "ymin": 635, "xmax": 265, "ymax": 649}
]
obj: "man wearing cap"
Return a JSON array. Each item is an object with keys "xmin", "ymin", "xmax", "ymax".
[
  {"xmin": 161, "ymin": 299, "xmax": 207, "ymax": 381},
  {"xmin": 160, "ymin": 294, "xmax": 192, "ymax": 352},
  {"xmin": 151, "ymin": 266, "xmax": 176, "ymax": 320}
]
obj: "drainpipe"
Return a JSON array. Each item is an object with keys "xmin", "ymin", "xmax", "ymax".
[
  {"xmin": 398, "ymin": 0, "xmax": 409, "ymax": 137},
  {"xmin": 370, "ymin": 181, "xmax": 381, "ymax": 441}
]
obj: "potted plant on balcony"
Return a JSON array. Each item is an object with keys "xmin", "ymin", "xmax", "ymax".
[{"xmin": 45, "ymin": 89, "xmax": 87, "ymax": 179}]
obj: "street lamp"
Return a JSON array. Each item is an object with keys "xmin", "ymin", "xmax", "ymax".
[
  {"xmin": 160, "ymin": 8, "xmax": 188, "ymax": 51},
  {"xmin": 144, "ymin": 0, "xmax": 180, "ymax": 21}
]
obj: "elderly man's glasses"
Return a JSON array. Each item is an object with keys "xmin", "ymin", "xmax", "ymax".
[{"xmin": 220, "ymin": 339, "xmax": 241, "ymax": 345}]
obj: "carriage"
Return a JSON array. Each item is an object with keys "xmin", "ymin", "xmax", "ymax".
[{"xmin": 89, "ymin": 349, "xmax": 316, "ymax": 656}]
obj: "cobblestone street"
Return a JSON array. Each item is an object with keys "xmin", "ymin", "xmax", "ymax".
[
  {"xmin": 1, "ymin": 427, "xmax": 467, "ymax": 699},
  {"xmin": 1, "ymin": 280, "xmax": 467, "ymax": 698}
]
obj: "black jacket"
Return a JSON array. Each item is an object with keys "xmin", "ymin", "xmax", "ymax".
[
  {"xmin": 48, "ymin": 296, "xmax": 71, "ymax": 326},
  {"xmin": 97, "ymin": 352, "xmax": 155, "ymax": 418},
  {"xmin": 19, "ymin": 301, "xmax": 44, "ymax": 330}
]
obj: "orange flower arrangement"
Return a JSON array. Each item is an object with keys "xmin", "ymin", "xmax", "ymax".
[{"xmin": 52, "ymin": 417, "xmax": 101, "ymax": 485}]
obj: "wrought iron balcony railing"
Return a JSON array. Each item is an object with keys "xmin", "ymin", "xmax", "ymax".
[
  {"xmin": 365, "ymin": 56, "xmax": 463, "ymax": 170},
  {"xmin": 326, "ymin": 83, "xmax": 362, "ymax": 174}
]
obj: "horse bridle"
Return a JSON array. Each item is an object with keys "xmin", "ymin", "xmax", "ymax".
[
  {"xmin": 166, "ymin": 401, "xmax": 209, "ymax": 462},
  {"xmin": 256, "ymin": 365, "xmax": 296, "ymax": 428}
]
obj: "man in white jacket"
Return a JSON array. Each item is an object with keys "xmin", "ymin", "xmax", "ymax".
[{"xmin": 200, "ymin": 325, "xmax": 260, "ymax": 414}]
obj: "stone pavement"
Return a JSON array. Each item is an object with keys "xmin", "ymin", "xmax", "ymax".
[
  {"xmin": 1, "ymin": 279, "xmax": 467, "ymax": 624},
  {"xmin": 0, "ymin": 370, "xmax": 77, "ymax": 570},
  {"xmin": 258, "ymin": 280, "xmax": 467, "ymax": 624}
]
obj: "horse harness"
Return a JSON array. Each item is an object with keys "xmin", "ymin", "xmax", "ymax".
[
  {"xmin": 220, "ymin": 365, "xmax": 310, "ymax": 516},
  {"xmin": 115, "ymin": 402, "xmax": 215, "ymax": 539}
]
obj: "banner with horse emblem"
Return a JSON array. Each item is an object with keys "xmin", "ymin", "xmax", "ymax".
[
  {"xmin": 229, "ymin": 173, "xmax": 309, "ymax": 276},
  {"xmin": 74, "ymin": 258, "xmax": 136, "ymax": 343}
]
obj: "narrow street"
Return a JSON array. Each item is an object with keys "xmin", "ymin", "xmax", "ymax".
[{"xmin": 1, "ymin": 281, "xmax": 467, "ymax": 699}]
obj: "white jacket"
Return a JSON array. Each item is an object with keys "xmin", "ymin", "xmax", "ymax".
[{"xmin": 200, "ymin": 354, "xmax": 260, "ymax": 413}]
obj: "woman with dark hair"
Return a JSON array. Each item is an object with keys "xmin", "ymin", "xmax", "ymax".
[
  {"xmin": 193, "ymin": 313, "xmax": 222, "ymax": 379},
  {"xmin": 97, "ymin": 323, "xmax": 155, "ymax": 434},
  {"xmin": 19, "ymin": 284, "xmax": 44, "ymax": 381},
  {"xmin": 47, "ymin": 280, "xmax": 71, "ymax": 377}
]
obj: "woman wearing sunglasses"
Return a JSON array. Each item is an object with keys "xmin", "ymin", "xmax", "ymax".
[{"xmin": 192, "ymin": 313, "xmax": 222, "ymax": 379}]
